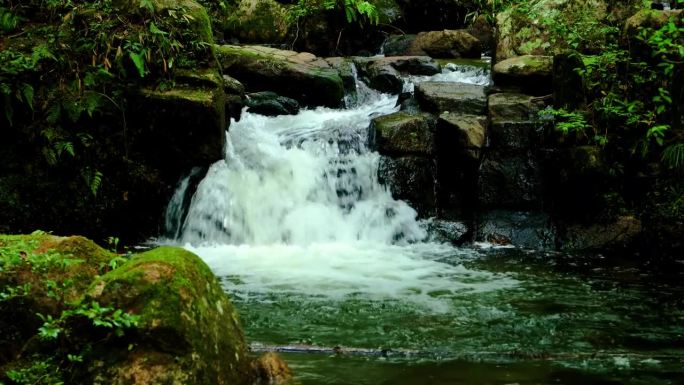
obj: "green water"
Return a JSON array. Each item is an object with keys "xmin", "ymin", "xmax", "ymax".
[{"xmin": 216, "ymin": 248, "xmax": 684, "ymax": 384}]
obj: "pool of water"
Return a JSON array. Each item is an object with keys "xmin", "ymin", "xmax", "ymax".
[{"xmin": 188, "ymin": 244, "xmax": 684, "ymax": 385}]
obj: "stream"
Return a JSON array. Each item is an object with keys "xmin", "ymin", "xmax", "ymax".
[{"xmin": 166, "ymin": 60, "xmax": 684, "ymax": 384}]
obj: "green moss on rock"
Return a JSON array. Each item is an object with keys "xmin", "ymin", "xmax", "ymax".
[{"xmin": 88, "ymin": 246, "xmax": 251, "ymax": 385}]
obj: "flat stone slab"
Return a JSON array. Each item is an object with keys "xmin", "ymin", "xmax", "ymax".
[
  {"xmin": 216, "ymin": 45, "xmax": 344, "ymax": 108},
  {"xmin": 415, "ymin": 81, "xmax": 487, "ymax": 115},
  {"xmin": 488, "ymin": 92, "xmax": 535, "ymax": 122}
]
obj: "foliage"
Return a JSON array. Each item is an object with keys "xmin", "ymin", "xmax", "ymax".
[
  {"xmin": 0, "ymin": 0, "xmax": 212, "ymax": 204},
  {"xmin": 288, "ymin": 0, "xmax": 379, "ymax": 26}
]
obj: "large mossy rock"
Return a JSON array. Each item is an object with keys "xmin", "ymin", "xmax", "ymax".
[
  {"xmin": 222, "ymin": 0, "xmax": 289, "ymax": 44},
  {"xmin": 494, "ymin": 0, "xmax": 642, "ymax": 61},
  {"xmin": 0, "ymin": 235, "xmax": 254, "ymax": 385},
  {"xmin": 369, "ymin": 112, "xmax": 436, "ymax": 156},
  {"xmin": 0, "ymin": 235, "xmax": 113, "ymax": 364},
  {"xmin": 216, "ymin": 45, "xmax": 345, "ymax": 108},
  {"xmin": 87, "ymin": 247, "xmax": 251, "ymax": 385},
  {"xmin": 492, "ymin": 55, "xmax": 553, "ymax": 95}
]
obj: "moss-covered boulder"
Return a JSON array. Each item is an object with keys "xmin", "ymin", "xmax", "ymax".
[
  {"xmin": 223, "ymin": 0, "xmax": 289, "ymax": 44},
  {"xmin": 0, "ymin": 234, "xmax": 255, "ymax": 385},
  {"xmin": 87, "ymin": 246, "xmax": 251, "ymax": 385},
  {"xmin": 492, "ymin": 55, "xmax": 553, "ymax": 95},
  {"xmin": 369, "ymin": 112, "xmax": 437, "ymax": 156},
  {"xmin": 0, "ymin": 234, "xmax": 114, "ymax": 365},
  {"xmin": 216, "ymin": 44, "xmax": 345, "ymax": 108}
]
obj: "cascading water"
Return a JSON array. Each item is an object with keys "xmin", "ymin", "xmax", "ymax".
[{"xmin": 165, "ymin": 60, "xmax": 514, "ymax": 302}]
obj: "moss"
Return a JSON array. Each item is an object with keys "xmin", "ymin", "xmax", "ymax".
[{"xmin": 88, "ymin": 246, "xmax": 251, "ymax": 385}]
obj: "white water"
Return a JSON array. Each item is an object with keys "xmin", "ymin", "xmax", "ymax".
[{"xmin": 167, "ymin": 61, "xmax": 516, "ymax": 304}]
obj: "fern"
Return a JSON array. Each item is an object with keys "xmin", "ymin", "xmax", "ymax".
[
  {"xmin": 55, "ymin": 141, "xmax": 75, "ymax": 157},
  {"xmin": 82, "ymin": 169, "xmax": 103, "ymax": 197},
  {"xmin": 663, "ymin": 143, "xmax": 684, "ymax": 171}
]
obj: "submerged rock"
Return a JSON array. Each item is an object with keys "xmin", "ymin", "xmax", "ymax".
[
  {"xmin": 560, "ymin": 216, "xmax": 642, "ymax": 251},
  {"xmin": 476, "ymin": 210, "xmax": 557, "ymax": 249},
  {"xmin": 252, "ymin": 352, "xmax": 293, "ymax": 385},
  {"xmin": 216, "ymin": 45, "xmax": 345, "ymax": 108},
  {"xmin": 247, "ymin": 91, "xmax": 300, "ymax": 116}
]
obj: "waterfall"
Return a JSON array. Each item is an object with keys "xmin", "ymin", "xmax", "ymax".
[
  {"xmin": 170, "ymin": 84, "xmax": 425, "ymax": 246},
  {"xmin": 163, "ymin": 59, "xmax": 515, "ymax": 302}
]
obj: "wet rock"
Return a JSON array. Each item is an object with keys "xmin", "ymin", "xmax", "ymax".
[
  {"xmin": 369, "ymin": 112, "xmax": 436, "ymax": 156},
  {"xmin": 378, "ymin": 156, "xmax": 437, "ymax": 217},
  {"xmin": 478, "ymin": 149, "xmax": 542, "ymax": 208},
  {"xmin": 361, "ymin": 56, "xmax": 442, "ymax": 76},
  {"xmin": 216, "ymin": 45, "xmax": 345, "ymax": 108},
  {"xmin": 560, "ymin": 216, "xmax": 642, "ymax": 251},
  {"xmin": 476, "ymin": 210, "xmax": 557, "ymax": 249},
  {"xmin": 252, "ymin": 352, "xmax": 293, "ymax": 385},
  {"xmin": 88, "ymin": 247, "xmax": 252, "ymax": 385},
  {"xmin": 488, "ymin": 93, "xmax": 535, "ymax": 122},
  {"xmin": 423, "ymin": 218, "xmax": 470, "ymax": 244},
  {"xmin": 383, "ymin": 30, "xmax": 481, "ymax": 58},
  {"xmin": 415, "ymin": 81, "xmax": 487, "ymax": 115},
  {"xmin": 437, "ymin": 113, "xmax": 487, "ymax": 160},
  {"xmin": 325, "ymin": 57, "xmax": 358, "ymax": 105},
  {"xmin": 247, "ymin": 91, "xmax": 300, "ymax": 116},
  {"xmin": 489, "ymin": 121, "xmax": 540, "ymax": 149},
  {"xmin": 492, "ymin": 55, "xmax": 553, "ymax": 95},
  {"xmin": 130, "ymin": 72, "xmax": 226, "ymax": 175},
  {"xmin": 366, "ymin": 62, "xmax": 404, "ymax": 94}
]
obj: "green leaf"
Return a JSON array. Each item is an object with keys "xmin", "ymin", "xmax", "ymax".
[
  {"xmin": 149, "ymin": 22, "xmax": 168, "ymax": 35},
  {"xmin": 20, "ymin": 83, "xmax": 33, "ymax": 110},
  {"xmin": 129, "ymin": 51, "xmax": 146, "ymax": 78}
]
